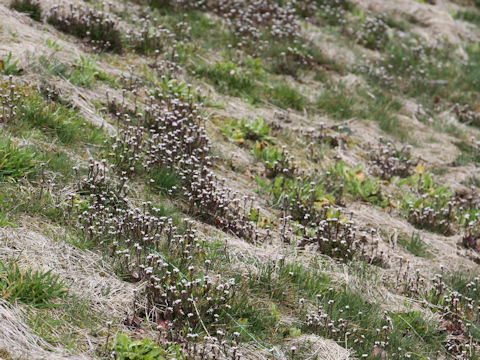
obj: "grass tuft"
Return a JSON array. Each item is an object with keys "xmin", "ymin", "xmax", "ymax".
[
  {"xmin": 10, "ymin": 0, "xmax": 41, "ymax": 21},
  {"xmin": 398, "ymin": 233, "xmax": 433, "ymax": 258},
  {"xmin": 0, "ymin": 138, "xmax": 37, "ymax": 179},
  {"xmin": 0, "ymin": 259, "xmax": 67, "ymax": 307}
]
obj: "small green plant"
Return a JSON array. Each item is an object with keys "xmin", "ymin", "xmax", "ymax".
[
  {"xmin": 45, "ymin": 38, "xmax": 64, "ymax": 52},
  {"xmin": 112, "ymin": 333, "xmax": 187, "ymax": 360},
  {"xmin": 38, "ymin": 54, "xmax": 115, "ymax": 88},
  {"xmin": 69, "ymin": 55, "xmax": 112, "ymax": 88},
  {"xmin": 252, "ymin": 144, "xmax": 295, "ymax": 178},
  {"xmin": 0, "ymin": 52, "xmax": 21, "ymax": 76},
  {"xmin": 398, "ymin": 233, "xmax": 432, "ymax": 258},
  {"xmin": 10, "ymin": 0, "xmax": 41, "ymax": 21},
  {"xmin": 222, "ymin": 118, "xmax": 274, "ymax": 145},
  {"xmin": 256, "ymin": 175, "xmax": 333, "ymax": 224},
  {"xmin": 325, "ymin": 161, "xmax": 387, "ymax": 206},
  {"xmin": 0, "ymin": 259, "xmax": 67, "ymax": 306},
  {"xmin": 0, "ymin": 212, "xmax": 15, "ymax": 227}
]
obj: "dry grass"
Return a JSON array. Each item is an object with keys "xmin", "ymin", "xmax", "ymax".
[{"xmin": 0, "ymin": 300, "xmax": 88, "ymax": 360}]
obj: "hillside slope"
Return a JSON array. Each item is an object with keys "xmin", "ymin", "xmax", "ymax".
[{"xmin": 1, "ymin": 0, "xmax": 480, "ymax": 359}]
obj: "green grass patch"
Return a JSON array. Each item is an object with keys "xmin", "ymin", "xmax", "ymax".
[
  {"xmin": 147, "ymin": 167, "xmax": 181, "ymax": 195},
  {"xmin": 195, "ymin": 60, "xmax": 263, "ymax": 103},
  {"xmin": 305, "ymin": 286, "xmax": 445, "ymax": 357},
  {"xmin": 15, "ymin": 101, "xmax": 100, "ymax": 144},
  {"xmin": 0, "ymin": 138, "xmax": 37, "ymax": 179},
  {"xmin": 38, "ymin": 54, "xmax": 116, "ymax": 89},
  {"xmin": 0, "ymin": 182, "xmax": 64, "ymax": 223},
  {"xmin": 27, "ymin": 295, "xmax": 104, "ymax": 351},
  {"xmin": 454, "ymin": 141, "xmax": 480, "ymax": 166},
  {"xmin": 315, "ymin": 84, "xmax": 405, "ymax": 138},
  {"xmin": 269, "ymin": 83, "xmax": 307, "ymax": 111},
  {"xmin": 0, "ymin": 259, "xmax": 67, "ymax": 307},
  {"xmin": 358, "ymin": 89, "xmax": 404, "ymax": 137},
  {"xmin": 455, "ymin": 10, "xmax": 480, "ymax": 26},
  {"xmin": 398, "ymin": 233, "xmax": 433, "ymax": 258},
  {"xmin": 316, "ymin": 83, "xmax": 355, "ymax": 120},
  {"xmin": 10, "ymin": 0, "xmax": 41, "ymax": 21},
  {"xmin": 239, "ymin": 257, "xmax": 444, "ymax": 357},
  {"xmin": 5, "ymin": 89, "xmax": 105, "ymax": 146}
]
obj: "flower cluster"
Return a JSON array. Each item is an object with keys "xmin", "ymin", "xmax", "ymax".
[
  {"xmin": 47, "ymin": 4, "xmax": 123, "ymax": 52},
  {"xmin": 370, "ymin": 141, "xmax": 416, "ymax": 180}
]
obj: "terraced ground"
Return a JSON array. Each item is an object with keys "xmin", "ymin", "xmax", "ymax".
[{"xmin": 1, "ymin": 0, "xmax": 480, "ymax": 359}]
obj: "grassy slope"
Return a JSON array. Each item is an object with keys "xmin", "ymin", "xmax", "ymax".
[{"xmin": 0, "ymin": 0, "xmax": 480, "ymax": 359}]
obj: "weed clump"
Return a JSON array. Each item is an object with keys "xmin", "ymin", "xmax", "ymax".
[
  {"xmin": 105, "ymin": 82, "xmax": 257, "ymax": 240},
  {"xmin": 399, "ymin": 172, "xmax": 479, "ymax": 236},
  {"xmin": 126, "ymin": 22, "xmax": 174, "ymax": 55},
  {"xmin": 47, "ymin": 4, "xmax": 122, "ymax": 53},
  {"xmin": 397, "ymin": 233, "xmax": 432, "ymax": 258},
  {"xmin": 1, "ymin": 53, "xmax": 22, "ymax": 76},
  {"xmin": 324, "ymin": 161, "xmax": 387, "ymax": 207},
  {"xmin": 253, "ymin": 145, "xmax": 296, "ymax": 178},
  {"xmin": 370, "ymin": 141, "xmax": 416, "ymax": 180},
  {"xmin": 0, "ymin": 79, "xmax": 104, "ymax": 145},
  {"xmin": 222, "ymin": 118, "xmax": 274, "ymax": 145},
  {"xmin": 357, "ymin": 15, "xmax": 388, "ymax": 50}
]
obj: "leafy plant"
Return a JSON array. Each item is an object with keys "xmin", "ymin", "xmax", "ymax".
[
  {"xmin": 399, "ymin": 171, "xmax": 457, "ymax": 234},
  {"xmin": 112, "ymin": 333, "xmax": 187, "ymax": 360},
  {"xmin": 69, "ymin": 55, "xmax": 113, "ymax": 88},
  {"xmin": 252, "ymin": 144, "xmax": 295, "ymax": 178},
  {"xmin": 45, "ymin": 38, "xmax": 64, "ymax": 52},
  {"xmin": 0, "ymin": 259, "xmax": 67, "ymax": 306},
  {"xmin": 0, "ymin": 52, "xmax": 22, "ymax": 76},
  {"xmin": 325, "ymin": 161, "xmax": 387, "ymax": 206},
  {"xmin": 222, "ymin": 118, "xmax": 274, "ymax": 145}
]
